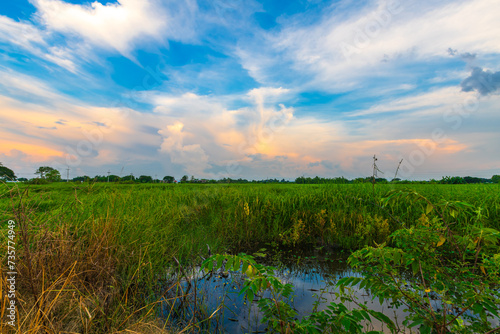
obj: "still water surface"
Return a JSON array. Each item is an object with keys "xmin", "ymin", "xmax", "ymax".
[{"xmin": 159, "ymin": 246, "xmax": 411, "ymax": 333}]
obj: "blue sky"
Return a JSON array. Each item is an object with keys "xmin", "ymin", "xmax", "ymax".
[{"xmin": 0, "ymin": 0, "xmax": 499, "ymax": 180}]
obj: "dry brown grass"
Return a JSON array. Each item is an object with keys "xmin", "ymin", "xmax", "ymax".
[{"xmin": 0, "ymin": 188, "xmax": 172, "ymax": 334}]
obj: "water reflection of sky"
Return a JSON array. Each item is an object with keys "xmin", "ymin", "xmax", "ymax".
[
  {"xmin": 279, "ymin": 267, "xmax": 409, "ymax": 333},
  {"xmin": 159, "ymin": 249, "xmax": 498, "ymax": 333}
]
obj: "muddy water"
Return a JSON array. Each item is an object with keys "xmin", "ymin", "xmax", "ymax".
[{"xmin": 159, "ymin": 246, "xmax": 414, "ymax": 333}]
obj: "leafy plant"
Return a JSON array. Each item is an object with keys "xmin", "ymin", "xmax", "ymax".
[
  {"xmin": 201, "ymin": 252, "xmax": 396, "ymax": 333},
  {"xmin": 345, "ymin": 189, "xmax": 500, "ymax": 334},
  {"xmin": 201, "ymin": 252, "xmax": 297, "ymax": 332}
]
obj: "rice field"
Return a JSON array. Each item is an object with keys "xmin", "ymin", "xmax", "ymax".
[{"xmin": 1, "ymin": 182, "xmax": 499, "ymax": 333}]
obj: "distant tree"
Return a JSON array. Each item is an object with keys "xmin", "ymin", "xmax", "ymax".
[
  {"xmin": 330, "ymin": 177, "xmax": 348, "ymax": 184},
  {"xmin": 163, "ymin": 175, "xmax": 175, "ymax": 183},
  {"xmin": 108, "ymin": 175, "xmax": 120, "ymax": 182},
  {"xmin": 72, "ymin": 176, "xmax": 91, "ymax": 182},
  {"xmin": 121, "ymin": 175, "xmax": 136, "ymax": 182},
  {"xmin": 18, "ymin": 177, "xmax": 28, "ymax": 182},
  {"xmin": 180, "ymin": 175, "xmax": 189, "ymax": 183},
  {"xmin": 90, "ymin": 175, "xmax": 120, "ymax": 182},
  {"xmin": 439, "ymin": 176, "xmax": 465, "ymax": 184},
  {"xmin": 295, "ymin": 176, "xmax": 306, "ymax": 184},
  {"xmin": 463, "ymin": 176, "xmax": 487, "ymax": 184},
  {"xmin": 138, "ymin": 175, "xmax": 153, "ymax": 183},
  {"xmin": 0, "ymin": 163, "xmax": 16, "ymax": 181},
  {"xmin": 492, "ymin": 175, "xmax": 500, "ymax": 184},
  {"xmin": 46, "ymin": 169, "xmax": 62, "ymax": 182},
  {"xmin": 35, "ymin": 166, "xmax": 56, "ymax": 179},
  {"xmin": 93, "ymin": 175, "xmax": 107, "ymax": 182}
]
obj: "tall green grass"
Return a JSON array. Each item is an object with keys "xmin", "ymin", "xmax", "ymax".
[{"xmin": 1, "ymin": 182, "xmax": 498, "ymax": 332}]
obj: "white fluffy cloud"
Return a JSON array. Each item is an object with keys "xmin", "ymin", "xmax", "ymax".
[
  {"xmin": 159, "ymin": 121, "xmax": 211, "ymax": 176},
  {"xmin": 0, "ymin": 0, "xmax": 202, "ymax": 71},
  {"xmin": 31, "ymin": 0, "xmax": 170, "ymax": 56}
]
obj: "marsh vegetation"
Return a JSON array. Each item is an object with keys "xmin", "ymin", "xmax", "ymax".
[{"xmin": 1, "ymin": 182, "xmax": 499, "ymax": 333}]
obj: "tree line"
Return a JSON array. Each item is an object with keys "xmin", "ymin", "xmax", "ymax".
[
  {"xmin": 294, "ymin": 175, "xmax": 500, "ymax": 184},
  {"xmin": 1, "ymin": 163, "xmax": 499, "ymax": 184}
]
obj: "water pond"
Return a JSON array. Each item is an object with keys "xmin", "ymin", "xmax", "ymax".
[{"xmin": 158, "ymin": 245, "xmax": 412, "ymax": 333}]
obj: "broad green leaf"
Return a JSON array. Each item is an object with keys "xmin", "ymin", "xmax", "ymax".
[
  {"xmin": 216, "ymin": 255, "xmax": 224, "ymax": 270},
  {"xmin": 412, "ymin": 261, "xmax": 419, "ymax": 276},
  {"xmin": 225, "ymin": 257, "xmax": 233, "ymax": 271},
  {"xmin": 394, "ymin": 251, "xmax": 402, "ymax": 265},
  {"xmin": 233, "ymin": 258, "xmax": 241, "ymax": 271},
  {"xmin": 408, "ymin": 319, "xmax": 424, "ymax": 328},
  {"xmin": 420, "ymin": 325, "xmax": 432, "ymax": 334},
  {"xmin": 437, "ymin": 235, "xmax": 446, "ymax": 247},
  {"xmin": 341, "ymin": 317, "xmax": 351, "ymax": 330},
  {"xmin": 247, "ymin": 288, "xmax": 254, "ymax": 303},
  {"xmin": 482, "ymin": 301, "xmax": 499, "ymax": 317}
]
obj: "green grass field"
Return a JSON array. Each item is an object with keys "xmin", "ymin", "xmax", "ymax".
[{"xmin": 1, "ymin": 182, "xmax": 499, "ymax": 332}]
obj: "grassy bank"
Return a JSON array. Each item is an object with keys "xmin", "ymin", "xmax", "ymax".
[{"xmin": 1, "ymin": 182, "xmax": 499, "ymax": 332}]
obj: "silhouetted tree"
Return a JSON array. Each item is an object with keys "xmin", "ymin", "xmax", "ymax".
[
  {"xmin": 108, "ymin": 175, "xmax": 120, "ymax": 182},
  {"xmin": 121, "ymin": 175, "xmax": 135, "ymax": 182},
  {"xmin": 163, "ymin": 176, "xmax": 175, "ymax": 183},
  {"xmin": 35, "ymin": 166, "xmax": 55, "ymax": 179},
  {"xmin": 46, "ymin": 169, "xmax": 61, "ymax": 182},
  {"xmin": 138, "ymin": 175, "xmax": 153, "ymax": 183},
  {"xmin": 35, "ymin": 166, "xmax": 60, "ymax": 182},
  {"xmin": 440, "ymin": 176, "xmax": 465, "ymax": 184},
  {"xmin": 0, "ymin": 163, "xmax": 16, "ymax": 181}
]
